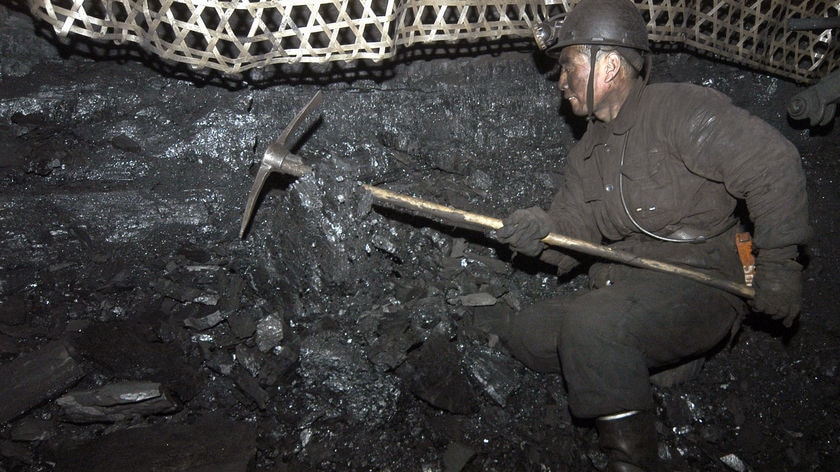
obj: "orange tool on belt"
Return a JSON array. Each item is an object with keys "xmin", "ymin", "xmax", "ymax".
[{"xmin": 736, "ymin": 232, "xmax": 756, "ymax": 287}]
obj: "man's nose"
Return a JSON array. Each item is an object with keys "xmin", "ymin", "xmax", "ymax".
[{"xmin": 557, "ymin": 72, "xmax": 568, "ymax": 92}]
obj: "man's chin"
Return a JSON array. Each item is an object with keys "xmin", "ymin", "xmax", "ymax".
[
  {"xmin": 570, "ymin": 106, "xmax": 588, "ymax": 117},
  {"xmin": 566, "ymin": 98, "xmax": 587, "ymax": 116}
]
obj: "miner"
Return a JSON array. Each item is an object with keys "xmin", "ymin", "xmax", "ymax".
[{"xmin": 490, "ymin": 0, "xmax": 812, "ymax": 470}]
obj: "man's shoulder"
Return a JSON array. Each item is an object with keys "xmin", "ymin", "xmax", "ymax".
[
  {"xmin": 644, "ymin": 81, "xmax": 730, "ymax": 104},
  {"xmin": 637, "ymin": 82, "xmax": 735, "ymax": 122}
]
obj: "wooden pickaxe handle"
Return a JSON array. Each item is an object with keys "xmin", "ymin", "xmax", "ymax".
[
  {"xmin": 240, "ymin": 92, "xmax": 755, "ymax": 300},
  {"xmin": 362, "ymin": 185, "xmax": 755, "ymax": 299}
]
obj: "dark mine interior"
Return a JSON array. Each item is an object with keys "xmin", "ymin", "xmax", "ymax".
[{"xmin": 1, "ymin": 1, "xmax": 839, "ymax": 471}]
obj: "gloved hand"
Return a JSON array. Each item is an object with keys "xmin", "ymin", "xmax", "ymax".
[
  {"xmin": 496, "ymin": 207, "xmax": 552, "ymax": 257},
  {"xmin": 750, "ymin": 251, "xmax": 803, "ymax": 328}
]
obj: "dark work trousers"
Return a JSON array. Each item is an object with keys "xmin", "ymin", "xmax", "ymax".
[{"xmin": 501, "ymin": 264, "xmax": 745, "ymax": 419}]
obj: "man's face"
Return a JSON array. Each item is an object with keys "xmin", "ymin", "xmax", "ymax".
[{"xmin": 557, "ymin": 47, "xmax": 593, "ymax": 116}]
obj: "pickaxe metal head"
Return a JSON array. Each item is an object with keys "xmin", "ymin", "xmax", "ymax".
[{"xmin": 239, "ymin": 91, "xmax": 323, "ymax": 238}]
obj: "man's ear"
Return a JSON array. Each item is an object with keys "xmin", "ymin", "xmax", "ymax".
[{"xmin": 602, "ymin": 51, "xmax": 622, "ymax": 83}]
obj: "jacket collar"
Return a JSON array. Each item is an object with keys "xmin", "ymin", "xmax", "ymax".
[{"xmin": 578, "ymin": 77, "xmax": 646, "ymax": 158}]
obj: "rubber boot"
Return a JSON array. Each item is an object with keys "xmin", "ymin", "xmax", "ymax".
[{"xmin": 596, "ymin": 410, "xmax": 660, "ymax": 472}]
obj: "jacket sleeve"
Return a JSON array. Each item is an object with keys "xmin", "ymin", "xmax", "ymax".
[
  {"xmin": 654, "ymin": 85, "xmax": 812, "ymax": 256},
  {"xmin": 539, "ymin": 147, "xmax": 603, "ymax": 273}
]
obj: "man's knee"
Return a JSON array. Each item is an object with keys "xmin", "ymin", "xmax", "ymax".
[
  {"xmin": 501, "ymin": 306, "xmax": 564, "ymax": 373},
  {"xmin": 559, "ymin": 307, "xmax": 619, "ymax": 351}
]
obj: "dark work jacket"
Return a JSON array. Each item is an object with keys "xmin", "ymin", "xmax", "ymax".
[{"xmin": 540, "ymin": 79, "xmax": 811, "ymax": 286}]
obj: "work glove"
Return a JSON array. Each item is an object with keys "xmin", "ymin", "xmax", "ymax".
[
  {"xmin": 496, "ymin": 206, "xmax": 552, "ymax": 257},
  {"xmin": 750, "ymin": 248, "xmax": 803, "ymax": 328}
]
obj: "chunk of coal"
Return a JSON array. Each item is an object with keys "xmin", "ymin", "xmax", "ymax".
[
  {"xmin": 235, "ymin": 344, "xmax": 261, "ymax": 376},
  {"xmin": 397, "ymin": 328, "xmax": 477, "ymax": 414},
  {"xmin": 464, "ymin": 254, "xmax": 513, "ymax": 275},
  {"xmin": 51, "ymin": 414, "xmax": 257, "ymax": 472},
  {"xmin": 366, "ymin": 314, "xmax": 418, "ymax": 371},
  {"xmin": 230, "ymin": 364, "xmax": 270, "ymax": 409},
  {"xmin": 255, "ymin": 314, "xmax": 286, "ymax": 352},
  {"xmin": 227, "ymin": 310, "xmax": 257, "ymax": 339},
  {"xmin": 9, "ymin": 417, "xmax": 55, "ymax": 442},
  {"xmin": 449, "ymin": 292, "xmax": 497, "ymax": 307},
  {"xmin": 256, "ymin": 343, "xmax": 300, "ymax": 386},
  {"xmin": 216, "ymin": 270, "xmax": 245, "ymax": 313},
  {"xmin": 442, "ymin": 441, "xmax": 476, "ymax": 472},
  {"xmin": 201, "ymin": 345, "xmax": 235, "ymax": 376},
  {"xmin": 659, "ymin": 391, "xmax": 701, "ymax": 431},
  {"xmin": 299, "ymin": 331, "xmax": 401, "ymax": 426},
  {"xmin": 183, "ymin": 310, "xmax": 226, "ymax": 330},
  {"xmin": 0, "ymin": 293, "xmax": 27, "ymax": 326},
  {"xmin": 176, "ymin": 243, "xmax": 212, "ymax": 264},
  {"xmin": 0, "ymin": 332, "xmax": 18, "ymax": 356},
  {"xmin": 110, "ymin": 134, "xmax": 141, "ymax": 153},
  {"xmin": 0, "ymin": 339, "xmax": 87, "ymax": 423},
  {"xmin": 720, "ymin": 453, "xmax": 749, "ymax": 472},
  {"xmin": 56, "ymin": 381, "xmax": 181, "ymax": 423},
  {"xmin": 0, "ymin": 439, "xmax": 32, "ymax": 465},
  {"xmin": 461, "ymin": 344, "xmax": 522, "ymax": 407},
  {"xmin": 153, "ymin": 278, "xmax": 205, "ymax": 303},
  {"xmin": 69, "ymin": 321, "xmax": 203, "ymax": 402}
]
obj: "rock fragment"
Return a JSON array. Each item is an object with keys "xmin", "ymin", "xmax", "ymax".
[
  {"xmin": 449, "ymin": 292, "xmax": 497, "ymax": 307},
  {"xmin": 183, "ymin": 310, "xmax": 226, "ymax": 330},
  {"xmin": 462, "ymin": 345, "xmax": 522, "ymax": 407},
  {"xmin": 227, "ymin": 309, "xmax": 257, "ymax": 339},
  {"xmin": 720, "ymin": 453, "xmax": 750, "ymax": 472},
  {"xmin": 397, "ymin": 327, "xmax": 477, "ymax": 414},
  {"xmin": 366, "ymin": 314, "xmax": 418, "ymax": 371},
  {"xmin": 51, "ymin": 414, "xmax": 257, "ymax": 472},
  {"xmin": 0, "ymin": 339, "xmax": 87, "ymax": 423},
  {"xmin": 56, "ymin": 381, "xmax": 180, "ymax": 423},
  {"xmin": 255, "ymin": 314, "xmax": 286, "ymax": 353},
  {"xmin": 442, "ymin": 441, "xmax": 476, "ymax": 472}
]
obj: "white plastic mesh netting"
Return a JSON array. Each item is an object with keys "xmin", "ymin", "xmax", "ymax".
[{"xmin": 27, "ymin": 0, "xmax": 840, "ymax": 82}]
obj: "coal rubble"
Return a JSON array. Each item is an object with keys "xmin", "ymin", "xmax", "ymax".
[{"xmin": 2, "ymin": 4, "xmax": 840, "ymax": 472}]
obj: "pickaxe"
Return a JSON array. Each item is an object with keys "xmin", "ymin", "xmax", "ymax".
[{"xmin": 239, "ymin": 92, "xmax": 755, "ymax": 300}]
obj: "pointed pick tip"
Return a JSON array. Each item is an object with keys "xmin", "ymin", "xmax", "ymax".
[
  {"xmin": 239, "ymin": 206, "xmax": 254, "ymax": 239},
  {"xmin": 239, "ymin": 164, "xmax": 272, "ymax": 239}
]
